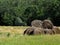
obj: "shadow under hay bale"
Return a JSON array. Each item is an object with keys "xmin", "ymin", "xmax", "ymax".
[
  {"xmin": 42, "ymin": 20, "xmax": 53, "ymax": 29},
  {"xmin": 31, "ymin": 20, "xmax": 43, "ymax": 28}
]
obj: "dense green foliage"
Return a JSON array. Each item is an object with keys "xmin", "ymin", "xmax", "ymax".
[{"xmin": 0, "ymin": 0, "xmax": 60, "ymax": 26}]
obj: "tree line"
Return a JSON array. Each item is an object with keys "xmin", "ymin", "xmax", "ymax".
[{"xmin": 0, "ymin": 0, "xmax": 60, "ymax": 26}]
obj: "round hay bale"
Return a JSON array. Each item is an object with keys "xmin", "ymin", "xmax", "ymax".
[
  {"xmin": 23, "ymin": 27, "xmax": 35, "ymax": 35},
  {"xmin": 31, "ymin": 20, "xmax": 43, "ymax": 28},
  {"xmin": 43, "ymin": 29, "xmax": 55, "ymax": 35},
  {"xmin": 34, "ymin": 28, "xmax": 44, "ymax": 35},
  {"xmin": 53, "ymin": 26, "xmax": 60, "ymax": 34},
  {"xmin": 42, "ymin": 20, "xmax": 53, "ymax": 29}
]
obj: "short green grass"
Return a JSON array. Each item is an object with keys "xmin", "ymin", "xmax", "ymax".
[
  {"xmin": 0, "ymin": 26, "xmax": 60, "ymax": 45},
  {"xmin": 0, "ymin": 35, "xmax": 60, "ymax": 45}
]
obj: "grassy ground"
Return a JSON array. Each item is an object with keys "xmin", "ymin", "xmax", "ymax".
[{"xmin": 0, "ymin": 26, "xmax": 60, "ymax": 45}]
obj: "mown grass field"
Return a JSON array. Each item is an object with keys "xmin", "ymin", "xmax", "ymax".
[{"xmin": 0, "ymin": 26, "xmax": 60, "ymax": 45}]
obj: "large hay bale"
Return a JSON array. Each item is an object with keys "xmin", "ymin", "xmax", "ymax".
[
  {"xmin": 42, "ymin": 20, "xmax": 53, "ymax": 29},
  {"xmin": 23, "ymin": 27, "xmax": 35, "ymax": 35},
  {"xmin": 31, "ymin": 20, "xmax": 43, "ymax": 28},
  {"xmin": 53, "ymin": 26, "xmax": 60, "ymax": 34},
  {"xmin": 34, "ymin": 28, "xmax": 44, "ymax": 35},
  {"xmin": 43, "ymin": 29, "xmax": 55, "ymax": 35}
]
